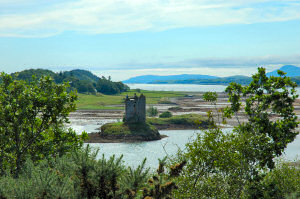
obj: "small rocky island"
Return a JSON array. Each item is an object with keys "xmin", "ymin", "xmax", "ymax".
[{"xmin": 87, "ymin": 94, "xmax": 162, "ymax": 143}]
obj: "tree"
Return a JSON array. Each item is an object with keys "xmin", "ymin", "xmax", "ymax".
[
  {"xmin": 0, "ymin": 73, "xmax": 86, "ymax": 176},
  {"xmin": 225, "ymin": 67, "xmax": 299, "ymax": 170},
  {"xmin": 171, "ymin": 67, "xmax": 299, "ymax": 198}
]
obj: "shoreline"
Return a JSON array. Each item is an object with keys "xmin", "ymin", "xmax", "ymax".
[
  {"xmin": 85, "ymin": 133, "xmax": 168, "ymax": 143},
  {"xmin": 85, "ymin": 123, "xmax": 200, "ymax": 143}
]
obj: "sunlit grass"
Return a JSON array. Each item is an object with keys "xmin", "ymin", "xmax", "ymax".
[{"xmin": 76, "ymin": 89, "xmax": 185, "ymax": 110}]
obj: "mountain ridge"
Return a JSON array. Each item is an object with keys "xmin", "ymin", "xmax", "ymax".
[
  {"xmin": 266, "ymin": 65, "xmax": 300, "ymax": 77},
  {"xmin": 123, "ymin": 74, "xmax": 219, "ymax": 84},
  {"xmin": 123, "ymin": 65, "xmax": 300, "ymax": 85}
]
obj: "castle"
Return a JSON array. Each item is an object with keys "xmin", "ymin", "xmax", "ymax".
[{"xmin": 124, "ymin": 94, "xmax": 146, "ymax": 123}]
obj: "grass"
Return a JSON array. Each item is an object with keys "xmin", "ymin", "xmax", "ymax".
[
  {"xmin": 100, "ymin": 121, "xmax": 160, "ymax": 138},
  {"xmin": 76, "ymin": 89, "xmax": 185, "ymax": 110},
  {"xmin": 147, "ymin": 114, "xmax": 207, "ymax": 126}
]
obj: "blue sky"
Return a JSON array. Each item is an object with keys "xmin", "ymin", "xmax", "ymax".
[{"xmin": 0, "ymin": 0, "xmax": 300, "ymax": 80}]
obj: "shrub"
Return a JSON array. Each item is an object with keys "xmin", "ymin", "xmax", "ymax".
[
  {"xmin": 147, "ymin": 106, "xmax": 158, "ymax": 117},
  {"xmin": 0, "ymin": 146, "xmax": 185, "ymax": 199},
  {"xmin": 0, "ymin": 73, "xmax": 86, "ymax": 177},
  {"xmin": 159, "ymin": 111, "xmax": 173, "ymax": 118}
]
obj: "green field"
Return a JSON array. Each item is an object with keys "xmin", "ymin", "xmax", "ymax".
[
  {"xmin": 147, "ymin": 114, "xmax": 206, "ymax": 126},
  {"xmin": 76, "ymin": 89, "xmax": 186, "ymax": 110}
]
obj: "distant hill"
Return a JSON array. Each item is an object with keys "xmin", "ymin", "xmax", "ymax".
[
  {"xmin": 58, "ymin": 69, "xmax": 100, "ymax": 83},
  {"xmin": 11, "ymin": 69, "xmax": 56, "ymax": 81},
  {"xmin": 10, "ymin": 68, "xmax": 129, "ymax": 95},
  {"xmin": 266, "ymin": 65, "xmax": 300, "ymax": 77},
  {"xmin": 123, "ymin": 74, "xmax": 218, "ymax": 84},
  {"xmin": 153, "ymin": 75, "xmax": 252, "ymax": 85}
]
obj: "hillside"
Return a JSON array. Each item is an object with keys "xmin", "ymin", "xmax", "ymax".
[
  {"xmin": 123, "ymin": 65, "xmax": 300, "ymax": 86},
  {"xmin": 58, "ymin": 69, "xmax": 100, "ymax": 82},
  {"xmin": 11, "ymin": 69, "xmax": 56, "ymax": 81},
  {"xmin": 266, "ymin": 65, "xmax": 300, "ymax": 77},
  {"xmin": 155, "ymin": 75, "xmax": 252, "ymax": 85},
  {"xmin": 10, "ymin": 68, "xmax": 129, "ymax": 95},
  {"xmin": 123, "ymin": 74, "xmax": 218, "ymax": 84}
]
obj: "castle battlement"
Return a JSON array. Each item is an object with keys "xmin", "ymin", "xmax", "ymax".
[{"xmin": 124, "ymin": 94, "xmax": 146, "ymax": 123}]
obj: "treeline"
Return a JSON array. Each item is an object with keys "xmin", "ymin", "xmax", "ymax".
[{"xmin": 11, "ymin": 68, "xmax": 129, "ymax": 95}]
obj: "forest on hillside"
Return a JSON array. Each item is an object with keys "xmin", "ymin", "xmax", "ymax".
[{"xmin": 11, "ymin": 68, "xmax": 129, "ymax": 95}]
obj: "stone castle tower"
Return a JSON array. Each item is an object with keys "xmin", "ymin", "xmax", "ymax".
[{"xmin": 124, "ymin": 94, "xmax": 146, "ymax": 123}]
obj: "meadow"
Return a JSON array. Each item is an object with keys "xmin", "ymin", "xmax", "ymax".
[{"xmin": 76, "ymin": 89, "xmax": 186, "ymax": 110}]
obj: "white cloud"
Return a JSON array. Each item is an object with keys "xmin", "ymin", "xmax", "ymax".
[
  {"xmin": 0, "ymin": 0, "xmax": 300, "ymax": 37},
  {"xmin": 47, "ymin": 54, "xmax": 300, "ymax": 81}
]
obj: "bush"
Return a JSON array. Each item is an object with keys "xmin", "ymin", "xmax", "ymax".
[
  {"xmin": 249, "ymin": 161, "xmax": 300, "ymax": 199},
  {"xmin": 147, "ymin": 106, "xmax": 158, "ymax": 117},
  {"xmin": 0, "ymin": 146, "xmax": 185, "ymax": 199},
  {"xmin": 159, "ymin": 111, "xmax": 173, "ymax": 118},
  {"xmin": 0, "ymin": 73, "xmax": 86, "ymax": 176}
]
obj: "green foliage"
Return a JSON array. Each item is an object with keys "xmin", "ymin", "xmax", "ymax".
[
  {"xmin": 147, "ymin": 106, "xmax": 158, "ymax": 117},
  {"xmin": 11, "ymin": 69, "xmax": 56, "ymax": 82},
  {"xmin": 202, "ymin": 91, "xmax": 217, "ymax": 102},
  {"xmin": 0, "ymin": 146, "xmax": 184, "ymax": 199},
  {"xmin": 142, "ymin": 157, "xmax": 186, "ymax": 199},
  {"xmin": 159, "ymin": 111, "xmax": 173, "ymax": 118},
  {"xmin": 202, "ymin": 91, "xmax": 227, "ymax": 126},
  {"xmin": 122, "ymin": 158, "xmax": 149, "ymax": 196},
  {"xmin": 0, "ymin": 73, "xmax": 84, "ymax": 176},
  {"xmin": 170, "ymin": 128, "xmax": 252, "ymax": 198},
  {"xmin": 225, "ymin": 67, "xmax": 299, "ymax": 169},
  {"xmin": 245, "ymin": 161, "xmax": 300, "ymax": 199},
  {"xmin": 171, "ymin": 68, "xmax": 300, "ymax": 198},
  {"xmin": 100, "ymin": 122, "xmax": 160, "ymax": 140},
  {"xmin": 10, "ymin": 68, "xmax": 129, "ymax": 95},
  {"xmin": 96, "ymin": 76, "xmax": 129, "ymax": 95},
  {"xmin": 148, "ymin": 114, "xmax": 207, "ymax": 128}
]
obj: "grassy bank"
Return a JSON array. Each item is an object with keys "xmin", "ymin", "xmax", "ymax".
[
  {"xmin": 147, "ymin": 113, "xmax": 209, "ymax": 129},
  {"xmin": 100, "ymin": 122, "xmax": 159, "ymax": 137},
  {"xmin": 90, "ymin": 121, "xmax": 162, "ymax": 142},
  {"xmin": 76, "ymin": 89, "xmax": 185, "ymax": 110}
]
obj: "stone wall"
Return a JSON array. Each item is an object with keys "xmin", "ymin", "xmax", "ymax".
[{"xmin": 124, "ymin": 94, "xmax": 146, "ymax": 123}]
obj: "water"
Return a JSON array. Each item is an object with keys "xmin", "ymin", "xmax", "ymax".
[
  {"xmin": 126, "ymin": 83, "xmax": 300, "ymax": 96},
  {"xmin": 87, "ymin": 130, "xmax": 199, "ymax": 169},
  {"xmin": 73, "ymin": 119, "xmax": 300, "ymax": 169},
  {"xmin": 126, "ymin": 84, "xmax": 227, "ymax": 92}
]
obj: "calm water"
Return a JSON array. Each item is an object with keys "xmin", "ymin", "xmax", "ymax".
[
  {"xmin": 126, "ymin": 84, "xmax": 227, "ymax": 92},
  {"xmin": 84, "ymin": 129, "xmax": 299, "ymax": 169},
  {"xmin": 87, "ymin": 130, "xmax": 199, "ymax": 169},
  {"xmin": 73, "ymin": 84, "xmax": 300, "ymax": 169}
]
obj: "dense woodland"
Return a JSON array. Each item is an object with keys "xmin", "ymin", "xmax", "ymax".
[
  {"xmin": 0, "ymin": 68, "xmax": 300, "ymax": 198},
  {"xmin": 10, "ymin": 68, "xmax": 129, "ymax": 95}
]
